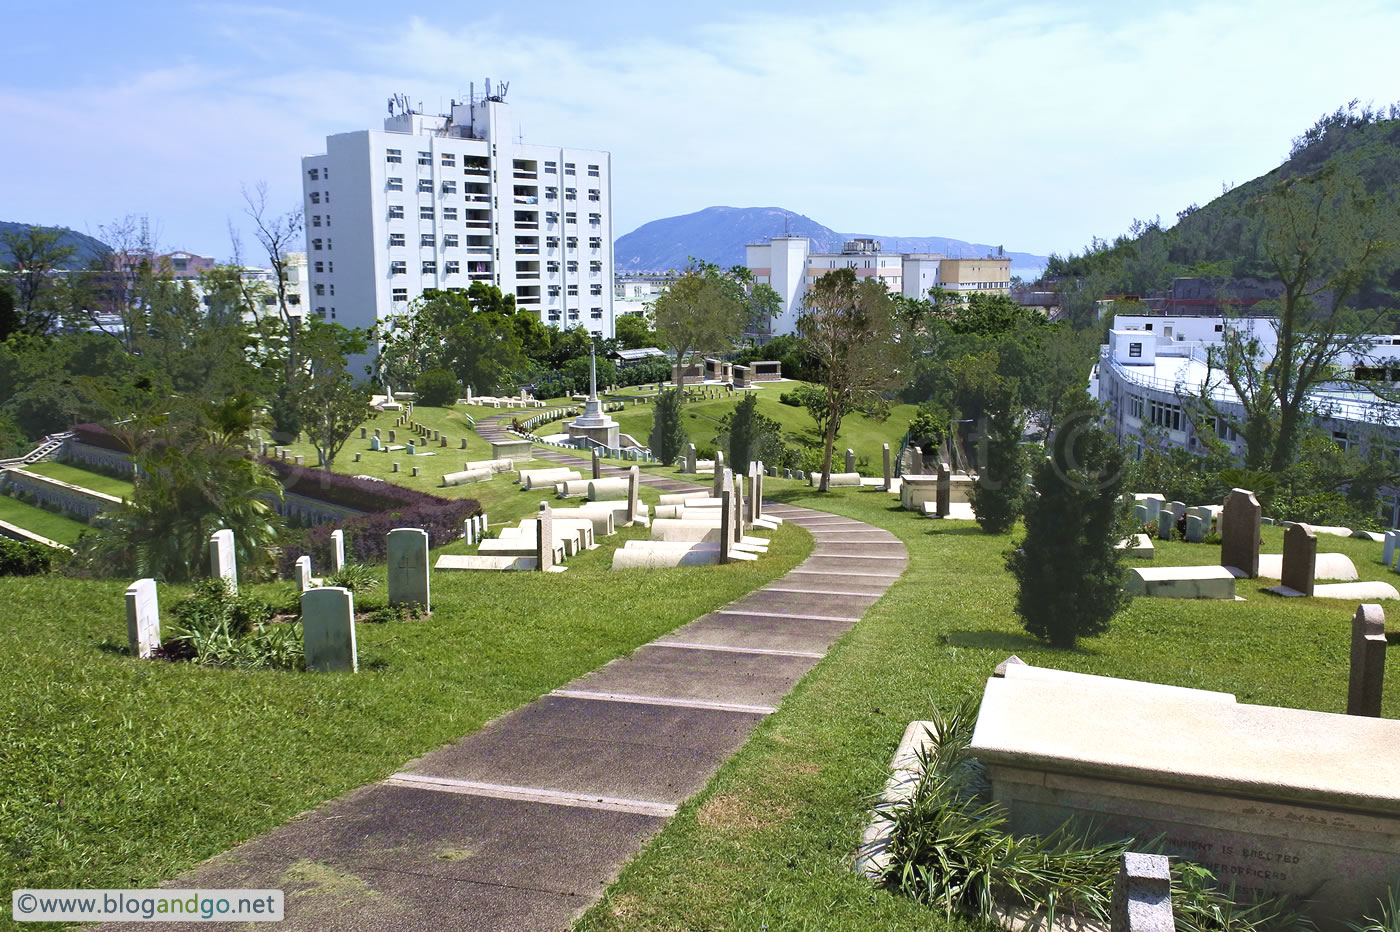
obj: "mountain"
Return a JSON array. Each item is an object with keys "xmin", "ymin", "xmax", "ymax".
[
  {"xmin": 614, "ymin": 206, "xmax": 1049, "ymax": 277},
  {"xmin": 0, "ymin": 221, "xmax": 109, "ymax": 269}
]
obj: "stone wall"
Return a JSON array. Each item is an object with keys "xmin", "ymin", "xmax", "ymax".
[
  {"xmin": 0, "ymin": 468, "xmax": 121, "ymax": 522},
  {"xmin": 62, "ymin": 440, "xmax": 140, "ymax": 476},
  {"xmin": 271, "ymin": 490, "xmax": 365, "ymax": 527}
]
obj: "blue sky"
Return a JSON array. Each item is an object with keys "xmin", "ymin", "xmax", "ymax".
[{"xmin": 3, "ymin": 0, "xmax": 1398, "ymax": 262}]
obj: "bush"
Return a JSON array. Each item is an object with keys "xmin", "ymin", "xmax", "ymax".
[
  {"xmin": 324, "ymin": 563, "xmax": 379, "ymax": 593},
  {"xmin": 165, "ymin": 578, "xmax": 299, "ymax": 669},
  {"xmin": 1007, "ymin": 411, "xmax": 1131, "ymax": 648},
  {"xmin": 970, "ymin": 397, "xmax": 1028, "ymax": 534},
  {"xmin": 649, "ymin": 388, "xmax": 688, "ymax": 466},
  {"xmin": 414, "ymin": 368, "xmax": 460, "ymax": 406},
  {"xmin": 277, "ymin": 498, "xmax": 477, "ymax": 577},
  {"xmin": 0, "ymin": 537, "xmax": 59, "ymax": 576}
]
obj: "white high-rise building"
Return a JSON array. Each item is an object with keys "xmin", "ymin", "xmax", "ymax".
[{"xmin": 300, "ymin": 84, "xmax": 616, "ymax": 362}]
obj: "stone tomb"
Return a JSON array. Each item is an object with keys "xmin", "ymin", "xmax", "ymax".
[
  {"xmin": 969, "ymin": 662, "xmax": 1400, "ymax": 927},
  {"xmin": 1127, "ymin": 565, "xmax": 1237, "ymax": 599},
  {"xmin": 125, "ymin": 578, "xmax": 160, "ymax": 658},
  {"xmin": 302, "ymin": 586, "xmax": 357, "ymax": 673}
]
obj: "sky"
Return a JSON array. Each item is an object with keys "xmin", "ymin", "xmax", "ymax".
[{"xmin": 3, "ymin": 0, "xmax": 1398, "ymax": 263}]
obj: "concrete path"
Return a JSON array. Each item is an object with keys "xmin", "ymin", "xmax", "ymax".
[{"xmin": 119, "ymin": 415, "xmax": 906, "ymax": 931}]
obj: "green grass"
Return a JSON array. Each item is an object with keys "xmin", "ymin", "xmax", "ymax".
[
  {"xmin": 21, "ymin": 461, "xmax": 134, "ymax": 499},
  {"xmin": 575, "ymin": 491, "xmax": 1400, "ymax": 931},
  {"xmin": 0, "ymin": 495, "xmax": 90, "ymax": 545},
  {"xmin": 0, "ymin": 519, "xmax": 812, "ymax": 929}
]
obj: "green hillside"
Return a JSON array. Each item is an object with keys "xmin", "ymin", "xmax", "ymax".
[{"xmin": 0, "ymin": 221, "xmax": 110, "ymax": 268}]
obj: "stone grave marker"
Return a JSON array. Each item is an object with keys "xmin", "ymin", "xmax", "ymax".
[
  {"xmin": 359, "ymin": 427, "xmax": 367, "ymax": 439},
  {"xmin": 719, "ymin": 477, "xmax": 733, "ymax": 564},
  {"xmin": 302, "ymin": 586, "xmax": 357, "ymax": 673},
  {"xmin": 1185, "ymin": 514, "xmax": 1206, "ymax": 543},
  {"xmin": 330, "ymin": 529, "xmax": 345, "ymax": 573},
  {"xmin": 536, "ymin": 502, "xmax": 553, "ymax": 572},
  {"xmin": 407, "ymin": 441, "xmax": 417, "ymax": 456},
  {"xmin": 685, "ymin": 443, "xmax": 697, "ymax": 473},
  {"xmin": 1348, "ymin": 603, "xmax": 1386, "ymax": 717},
  {"xmin": 209, "ymin": 528, "xmax": 236, "ymax": 593},
  {"xmin": 391, "ymin": 462, "xmax": 400, "ymax": 473},
  {"xmin": 1157, "ymin": 508, "xmax": 1173, "ymax": 541},
  {"xmin": 1386, "ymin": 530, "xmax": 1400, "ymax": 567},
  {"xmin": 882, "ymin": 443, "xmax": 892, "ymax": 490},
  {"xmin": 125, "ymin": 578, "xmax": 160, "ymax": 659},
  {"xmin": 353, "ymin": 452, "xmax": 361, "ymax": 462},
  {"xmin": 626, "ymin": 465, "xmax": 640, "ymax": 525},
  {"xmin": 1281, "ymin": 523, "xmax": 1317, "ymax": 596},
  {"xmin": 1220, "ymin": 488, "xmax": 1261, "ymax": 578},
  {"xmin": 845, "ymin": 448, "xmax": 856, "ymax": 473},
  {"xmin": 370, "ymin": 435, "xmax": 382, "ymax": 451},
  {"xmin": 734, "ymin": 473, "xmax": 745, "ymax": 543},
  {"xmin": 411, "ymin": 466, "xmax": 420, "ymax": 477},
  {"xmin": 293, "ymin": 454, "xmax": 304, "ymax": 466},
  {"xmin": 374, "ymin": 428, "xmax": 381, "ymax": 438},
  {"xmin": 1133, "ymin": 504, "xmax": 1150, "ymax": 523},
  {"xmin": 935, "ymin": 464, "xmax": 951, "ymax": 518},
  {"xmin": 1111, "ymin": 852, "xmax": 1173, "ymax": 932},
  {"xmin": 387, "ymin": 528, "xmax": 430, "ymax": 609},
  {"xmin": 460, "ymin": 438, "xmax": 467, "ymax": 449},
  {"xmin": 388, "ymin": 429, "xmax": 397, "ymax": 443},
  {"xmin": 294, "ymin": 555, "xmax": 315, "ymax": 592},
  {"xmin": 1169, "ymin": 500, "xmax": 1186, "ymax": 522},
  {"xmin": 713, "ymin": 450, "xmax": 726, "ymax": 497},
  {"xmin": 592, "ymin": 448, "xmax": 602, "ymax": 479}
]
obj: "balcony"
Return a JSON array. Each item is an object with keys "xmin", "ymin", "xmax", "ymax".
[
  {"xmin": 515, "ymin": 247, "xmax": 540, "ymax": 255},
  {"xmin": 466, "ymin": 246, "xmax": 493, "ymax": 255},
  {"xmin": 514, "ymin": 196, "xmax": 539, "ymax": 205},
  {"xmin": 515, "ymin": 222, "xmax": 540, "ymax": 231},
  {"xmin": 464, "ymin": 221, "xmax": 491, "ymax": 230},
  {"xmin": 517, "ymin": 273, "xmax": 540, "ymax": 280},
  {"xmin": 465, "ymin": 194, "xmax": 490, "ymax": 203}
]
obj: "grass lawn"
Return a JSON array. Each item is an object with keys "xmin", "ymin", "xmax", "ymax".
[
  {"xmin": 575, "ymin": 490, "xmax": 1400, "ymax": 931},
  {"xmin": 0, "ymin": 518, "xmax": 812, "ymax": 927},
  {"xmin": 0, "ymin": 495, "xmax": 90, "ymax": 546},
  {"xmin": 22, "ymin": 461, "xmax": 135, "ymax": 499}
]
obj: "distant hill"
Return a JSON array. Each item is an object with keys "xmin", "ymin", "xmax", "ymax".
[
  {"xmin": 0, "ymin": 222, "xmax": 109, "ymax": 269},
  {"xmin": 614, "ymin": 206, "xmax": 1049, "ymax": 277}
]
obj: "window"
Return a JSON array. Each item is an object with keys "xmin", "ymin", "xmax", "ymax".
[
  {"xmin": 389, "ymin": 232, "xmax": 405, "ymax": 247},
  {"xmin": 390, "ymin": 260, "xmax": 407, "ymax": 275},
  {"xmin": 308, "ymin": 167, "xmax": 319, "ymax": 180},
  {"xmin": 588, "ymin": 188, "xmax": 600, "ymax": 201},
  {"xmin": 1148, "ymin": 399, "xmax": 1182, "ymax": 431},
  {"xmin": 314, "ymin": 261, "xmax": 324, "ymax": 273},
  {"xmin": 588, "ymin": 236, "xmax": 601, "ymax": 249},
  {"xmin": 1215, "ymin": 418, "xmax": 1239, "ymax": 443},
  {"xmin": 310, "ymin": 192, "xmax": 321, "ymax": 204},
  {"xmin": 387, "ymin": 177, "xmax": 403, "ymax": 192},
  {"xmin": 441, "ymin": 153, "xmax": 456, "ymax": 167},
  {"xmin": 441, "ymin": 180, "xmax": 457, "ymax": 194},
  {"xmin": 445, "ymin": 260, "xmax": 460, "ymax": 274},
  {"xmin": 547, "ymin": 260, "xmax": 560, "ymax": 273},
  {"xmin": 418, "ymin": 151, "xmax": 431, "ymax": 165},
  {"xmin": 443, "ymin": 233, "xmax": 459, "ymax": 247},
  {"xmin": 325, "ymin": 238, "xmax": 332, "ymax": 250},
  {"xmin": 546, "ymin": 236, "xmax": 560, "ymax": 248},
  {"xmin": 316, "ymin": 306, "xmax": 326, "ymax": 317},
  {"xmin": 564, "ymin": 162, "xmax": 575, "ymax": 175},
  {"xmin": 422, "ymin": 260, "xmax": 437, "ymax": 274},
  {"xmin": 420, "ymin": 206, "xmax": 434, "ymax": 220},
  {"xmin": 312, "ymin": 238, "xmax": 323, "ymax": 251},
  {"xmin": 589, "ymin": 260, "xmax": 602, "ymax": 274},
  {"xmin": 568, "ymin": 284, "xmax": 578, "ymax": 296},
  {"xmin": 1128, "ymin": 342, "xmax": 1142, "ymax": 358},
  {"xmin": 392, "ymin": 288, "xmax": 408, "ymax": 301},
  {"xmin": 588, "ymin": 213, "xmax": 601, "ymax": 225},
  {"xmin": 314, "ymin": 283, "xmax": 325, "ymax": 296},
  {"xmin": 544, "ymin": 160, "xmax": 557, "ymax": 173},
  {"xmin": 589, "ymin": 283, "xmax": 602, "ymax": 296},
  {"xmin": 590, "ymin": 308, "xmax": 603, "ymax": 318},
  {"xmin": 323, "ymin": 191, "xmax": 330, "ymax": 202},
  {"xmin": 565, "ymin": 212, "xmax": 577, "ymax": 224},
  {"xmin": 327, "ymin": 261, "xmax": 333, "ymax": 272},
  {"xmin": 567, "ymin": 260, "xmax": 578, "ymax": 273},
  {"xmin": 386, "ymin": 148, "xmax": 402, "ymax": 163},
  {"xmin": 546, "ymin": 186, "xmax": 557, "ymax": 200},
  {"xmin": 566, "ymin": 236, "xmax": 578, "ymax": 249},
  {"xmin": 388, "ymin": 205, "xmax": 405, "ymax": 219},
  {"xmin": 312, "ymin": 215, "xmax": 321, "ymax": 227},
  {"xmin": 548, "ymin": 285, "xmax": 561, "ymax": 297},
  {"xmin": 1127, "ymin": 395, "xmax": 1144, "ymax": 419},
  {"xmin": 1334, "ymin": 430, "xmax": 1354, "ymax": 452},
  {"xmin": 421, "ymin": 234, "xmax": 435, "ymax": 247},
  {"xmin": 564, "ymin": 187, "xmax": 576, "ymax": 200},
  {"xmin": 1215, "ymin": 324, "xmax": 1224, "ymax": 332},
  {"xmin": 324, "ymin": 214, "xmax": 330, "ymax": 227},
  {"xmin": 418, "ymin": 179, "xmax": 433, "ymax": 193},
  {"xmin": 546, "ymin": 211, "xmax": 559, "ymax": 224},
  {"xmin": 587, "ymin": 164, "xmax": 599, "ymax": 177}
]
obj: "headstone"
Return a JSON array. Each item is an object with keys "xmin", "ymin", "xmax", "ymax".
[
  {"xmin": 910, "ymin": 446, "xmax": 924, "ymax": 476},
  {"xmin": 592, "ymin": 448, "xmax": 602, "ymax": 479},
  {"xmin": 935, "ymin": 464, "xmax": 951, "ymax": 518},
  {"xmin": 685, "ymin": 443, "xmax": 697, "ymax": 473},
  {"xmin": 713, "ymin": 450, "xmax": 726, "ymax": 498},
  {"xmin": 407, "ymin": 442, "xmax": 416, "ymax": 456},
  {"xmin": 125, "ymin": 578, "xmax": 160, "ymax": 659},
  {"xmin": 1110, "ymin": 852, "xmax": 1173, "ymax": 932},
  {"xmin": 794, "ymin": 469, "xmax": 805, "ymax": 481},
  {"xmin": 293, "ymin": 454, "xmax": 304, "ymax": 466},
  {"xmin": 353, "ymin": 452, "xmax": 361, "ymax": 462},
  {"xmin": 463, "ymin": 517, "xmax": 476, "ymax": 545},
  {"xmin": 360, "ymin": 427, "xmax": 367, "ymax": 439},
  {"xmin": 1168, "ymin": 500, "xmax": 1186, "ymax": 522},
  {"xmin": 1281, "ymin": 523, "xmax": 1317, "ymax": 597},
  {"xmin": 329, "ymin": 529, "xmax": 345, "ymax": 573},
  {"xmin": 845, "ymin": 448, "xmax": 856, "ymax": 473},
  {"xmin": 432, "ymin": 430, "xmax": 439, "ymax": 441},
  {"xmin": 536, "ymin": 502, "xmax": 554, "ymax": 572},
  {"xmin": 1133, "ymin": 504, "xmax": 1150, "ymax": 524},
  {"xmin": 440, "ymin": 436, "xmax": 447, "ymax": 447},
  {"xmin": 411, "ymin": 466, "xmax": 420, "ymax": 477},
  {"xmin": 389, "ymin": 429, "xmax": 397, "ymax": 443},
  {"xmin": 302, "ymin": 586, "xmax": 357, "ymax": 673},
  {"xmin": 387, "ymin": 528, "xmax": 430, "ymax": 609},
  {"xmin": 1220, "ymin": 489, "xmax": 1261, "ymax": 577},
  {"xmin": 1185, "ymin": 514, "xmax": 1206, "ymax": 543},
  {"xmin": 460, "ymin": 438, "xmax": 468, "ymax": 449},
  {"xmin": 882, "ymin": 443, "xmax": 892, "ymax": 490},
  {"xmin": 209, "ymin": 528, "xmax": 236, "ymax": 593},
  {"xmin": 626, "ymin": 465, "xmax": 640, "ymax": 525},
  {"xmin": 295, "ymin": 555, "xmax": 315, "ymax": 593},
  {"xmin": 370, "ymin": 436, "xmax": 381, "ymax": 452},
  {"xmin": 1386, "ymin": 530, "xmax": 1400, "ymax": 567},
  {"xmin": 734, "ymin": 474, "xmax": 745, "ymax": 543},
  {"xmin": 719, "ymin": 479, "xmax": 733, "ymax": 565},
  {"xmin": 374, "ymin": 428, "xmax": 381, "ymax": 438},
  {"xmin": 1157, "ymin": 508, "xmax": 1173, "ymax": 541},
  {"xmin": 1348, "ymin": 604, "xmax": 1387, "ymax": 717},
  {"xmin": 392, "ymin": 462, "xmax": 400, "ymax": 473}
]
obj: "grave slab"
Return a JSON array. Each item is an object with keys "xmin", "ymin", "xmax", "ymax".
[{"xmin": 1127, "ymin": 565, "xmax": 1237, "ymax": 599}]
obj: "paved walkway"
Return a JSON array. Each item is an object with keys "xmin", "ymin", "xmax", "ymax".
[{"xmin": 123, "ymin": 415, "xmax": 907, "ymax": 931}]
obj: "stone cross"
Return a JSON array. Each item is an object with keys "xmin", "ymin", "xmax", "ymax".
[
  {"xmin": 302, "ymin": 586, "xmax": 357, "ymax": 673},
  {"xmin": 719, "ymin": 475, "xmax": 733, "ymax": 565},
  {"xmin": 685, "ymin": 443, "xmax": 697, "ymax": 473},
  {"xmin": 330, "ymin": 529, "xmax": 345, "ymax": 573},
  {"xmin": 294, "ymin": 555, "xmax": 315, "ymax": 593},
  {"xmin": 1220, "ymin": 489, "xmax": 1261, "ymax": 578},
  {"xmin": 1281, "ymin": 523, "xmax": 1317, "ymax": 596},
  {"xmin": 125, "ymin": 578, "xmax": 160, "ymax": 659},
  {"xmin": 209, "ymin": 528, "xmax": 236, "ymax": 593},
  {"xmin": 1110, "ymin": 852, "xmax": 1173, "ymax": 932},
  {"xmin": 626, "ymin": 465, "xmax": 640, "ymax": 526},
  {"xmin": 536, "ymin": 501, "xmax": 553, "ymax": 572},
  {"xmin": 845, "ymin": 448, "xmax": 855, "ymax": 473},
  {"xmin": 387, "ymin": 528, "xmax": 430, "ymax": 609},
  {"xmin": 592, "ymin": 448, "xmax": 602, "ymax": 480},
  {"xmin": 935, "ymin": 464, "xmax": 951, "ymax": 518},
  {"xmin": 882, "ymin": 443, "xmax": 892, "ymax": 490},
  {"xmin": 1157, "ymin": 508, "xmax": 1173, "ymax": 541},
  {"xmin": 713, "ymin": 450, "xmax": 726, "ymax": 498},
  {"xmin": 1348, "ymin": 603, "xmax": 1387, "ymax": 717}
]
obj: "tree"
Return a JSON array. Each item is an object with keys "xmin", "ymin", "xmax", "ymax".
[
  {"xmin": 1007, "ymin": 402, "xmax": 1132, "ymax": 648},
  {"xmin": 1, "ymin": 226, "xmax": 76, "ymax": 336},
  {"xmin": 726, "ymin": 392, "xmax": 760, "ymax": 471},
  {"xmin": 649, "ymin": 388, "xmax": 688, "ymax": 466},
  {"xmin": 797, "ymin": 268, "xmax": 908, "ymax": 491},
  {"xmin": 613, "ymin": 313, "xmax": 654, "ymax": 350},
  {"xmin": 1198, "ymin": 165, "xmax": 1400, "ymax": 474},
  {"xmin": 241, "ymin": 184, "xmax": 306, "ymax": 436},
  {"xmin": 718, "ymin": 392, "xmax": 790, "ymax": 472},
  {"xmin": 969, "ymin": 388, "xmax": 1028, "ymax": 534},
  {"xmin": 414, "ymin": 368, "xmax": 460, "ymax": 406},
  {"xmin": 295, "ymin": 321, "xmax": 371, "ymax": 470},
  {"xmin": 652, "ymin": 263, "xmax": 747, "ymax": 393}
]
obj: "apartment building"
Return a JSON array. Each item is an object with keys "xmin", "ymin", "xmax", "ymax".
[
  {"xmin": 300, "ymin": 85, "xmax": 615, "ymax": 362},
  {"xmin": 745, "ymin": 236, "xmax": 1012, "ymax": 335}
]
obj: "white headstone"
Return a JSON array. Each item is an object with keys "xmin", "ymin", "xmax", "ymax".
[
  {"xmin": 302, "ymin": 586, "xmax": 357, "ymax": 673},
  {"xmin": 295, "ymin": 555, "xmax": 315, "ymax": 593},
  {"xmin": 626, "ymin": 465, "xmax": 640, "ymax": 525},
  {"xmin": 209, "ymin": 528, "xmax": 236, "ymax": 593},
  {"xmin": 387, "ymin": 528, "xmax": 430, "ymax": 609},
  {"xmin": 125, "ymin": 578, "xmax": 160, "ymax": 659},
  {"xmin": 330, "ymin": 529, "xmax": 345, "ymax": 573},
  {"xmin": 719, "ymin": 475, "xmax": 733, "ymax": 564},
  {"xmin": 536, "ymin": 501, "xmax": 554, "ymax": 572},
  {"xmin": 713, "ymin": 450, "xmax": 725, "ymax": 497}
]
